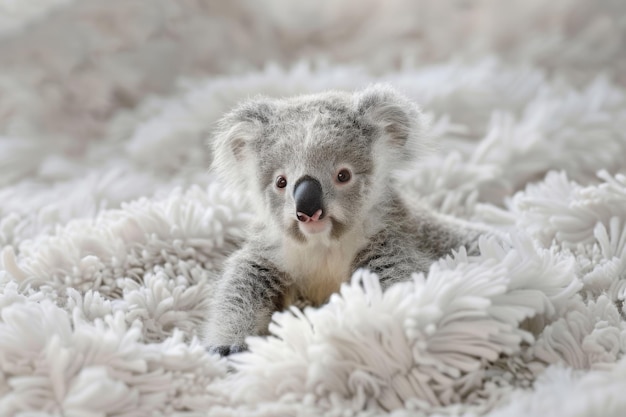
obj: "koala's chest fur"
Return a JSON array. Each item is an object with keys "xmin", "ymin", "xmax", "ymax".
[{"xmin": 281, "ymin": 228, "xmax": 368, "ymax": 306}]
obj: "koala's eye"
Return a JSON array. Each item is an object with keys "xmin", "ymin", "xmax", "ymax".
[
  {"xmin": 275, "ymin": 175, "xmax": 288, "ymax": 189},
  {"xmin": 337, "ymin": 169, "xmax": 352, "ymax": 183}
]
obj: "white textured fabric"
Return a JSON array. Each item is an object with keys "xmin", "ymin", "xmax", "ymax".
[{"xmin": 1, "ymin": 1, "xmax": 626, "ymax": 416}]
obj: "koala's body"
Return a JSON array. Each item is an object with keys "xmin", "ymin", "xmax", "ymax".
[{"xmin": 205, "ymin": 85, "xmax": 492, "ymax": 355}]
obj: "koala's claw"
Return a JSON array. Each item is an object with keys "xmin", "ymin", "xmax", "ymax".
[{"xmin": 208, "ymin": 344, "xmax": 247, "ymax": 356}]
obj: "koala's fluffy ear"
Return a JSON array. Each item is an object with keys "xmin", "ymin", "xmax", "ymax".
[
  {"xmin": 355, "ymin": 84, "xmax": 430, "ymax": 165},
  {"xmin": 211, "ymin": 99, "xmax": 274, "ymax": 193}
]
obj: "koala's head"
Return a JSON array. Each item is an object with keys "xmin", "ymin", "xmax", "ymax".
[{"xmin": 212, "ymin": 84, "xmax": 427, "ymax": 243}]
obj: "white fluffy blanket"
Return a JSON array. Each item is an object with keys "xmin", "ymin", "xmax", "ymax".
[{"xmin": 2, "ymin": 1, "xmax": 626, "ymax": 416}]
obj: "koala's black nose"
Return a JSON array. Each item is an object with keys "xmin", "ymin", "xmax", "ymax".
[{"xmin": 294, "ymin": 176, "xmax": 324, "ymax": 222}]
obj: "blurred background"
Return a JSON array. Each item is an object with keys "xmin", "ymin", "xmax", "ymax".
[
  {"xmin": 2, "ymin": 0, "xmax": 625, "ymax": 142},
  {"xmin": 0, "ymin": 0, "xmax": 625, "ymax": 245}
]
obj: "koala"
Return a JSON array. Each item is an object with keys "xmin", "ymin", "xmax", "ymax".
[{"xmin": 205, "ymin": 85, "xmax": 494, "ymax": 355}]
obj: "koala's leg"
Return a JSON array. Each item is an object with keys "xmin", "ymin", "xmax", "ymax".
[
  {"xmin": 204, "ymin": 248, "xmax": 290, "ymax": 356},
  {"xmin": 353, "ymin": 231, "xmax": 432, "ymax": 290},
  {"xmin": 416, "ymin": 211, "xmax": 507, "ymax": 257},
  {"xmin": 353, "ymin": 207, "xmax": 505, "ymax": 290}
]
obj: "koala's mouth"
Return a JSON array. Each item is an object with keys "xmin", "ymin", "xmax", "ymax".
[
  {"xmin": 298, "ymin": 216, "xmax": 331, "ymax": 235},
  {"xmin": 289, "ymin": 216, "xmax": 348, "ymax": 242}
]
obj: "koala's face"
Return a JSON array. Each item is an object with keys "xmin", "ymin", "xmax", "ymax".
[
  {"xmin": 212, "ymin": 85, "xmax": 425, "ymax": 243},
  {"xmin": 258, "ymin": 109, "xmax": 377, "ymax": 242}
]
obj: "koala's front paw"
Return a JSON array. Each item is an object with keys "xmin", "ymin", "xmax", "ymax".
[{"xmin": 208, "ymin": 344, "xmax": 247, "ymax": 356}]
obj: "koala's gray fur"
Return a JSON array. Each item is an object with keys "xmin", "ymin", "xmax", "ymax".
[{"xmin": 205, "ymin": 85, "xmax": 495, "ymax": 356}]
